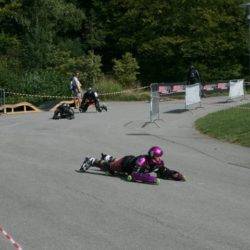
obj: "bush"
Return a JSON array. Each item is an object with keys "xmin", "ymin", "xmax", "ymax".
[
  {"xmin": 0, "ymin": 57, "xmax": 21, "ymax": 90},
  {"xmin": 92, "ymin": 76, "xmax": 122, "ymax": 100},
  {"xmin": 18, "ymin": 70, "xmax": 68, "ymax": 96},
  {"xmin": 93, "ymin": 76, "xmax": 150, "ymax": 101},
  {"xmin": 112, "ymin": 52, "xmax": 140, "ymax": 87}
]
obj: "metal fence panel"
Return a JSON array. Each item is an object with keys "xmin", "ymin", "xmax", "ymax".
[
  {"xmin": 150, "ymin": 83, "xmax": 160, "ymax": 122},
  {"xmin": 0, "ymin": 88, "xmax": 5, "ymax": 108}
]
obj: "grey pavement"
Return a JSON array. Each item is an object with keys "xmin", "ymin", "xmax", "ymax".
[{"xmin": 0, "ymin": 96, "xmax": 250, "ymax": 250}]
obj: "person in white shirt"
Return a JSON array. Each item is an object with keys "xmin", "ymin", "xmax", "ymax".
[{"xmin": 70, "ymin": 71, "xmax": 83, "ymax": 108}]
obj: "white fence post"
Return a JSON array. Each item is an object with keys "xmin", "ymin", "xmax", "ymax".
[
  {"xmin": 185, "ymin": 83, "xmax": 201, "ymax": 109},
  {"xmin": 228, "ymin": 79, "xmax": 245, "ymax": 101}
]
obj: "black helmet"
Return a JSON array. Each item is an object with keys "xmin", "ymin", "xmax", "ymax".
[{"xmin": 87, "ymin": 87, "xmax": 92, "ymax": 93}]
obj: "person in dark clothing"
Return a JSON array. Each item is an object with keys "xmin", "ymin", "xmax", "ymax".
[
  {"xmin": 187, "ymin": 65, "xmax": 201, "ymax": 85},
  {"xmin": 186, "ymin": 65, "xmax": 206, "ymax": 97},
  {"xmin": 52, "ymin": 103, "xmax": 74, "ymax": 120},
  {"xmin": 79, "ymin": 87, "xmax": 107, "ymax": 112},
  {"xmin": 79, "ymin": 146, "xmax": 186, "ymax": 184}
]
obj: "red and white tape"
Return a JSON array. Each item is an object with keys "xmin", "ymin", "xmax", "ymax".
[{"xmin": 0, "ymin": 226, "xmax": 23, "ymax": 250}]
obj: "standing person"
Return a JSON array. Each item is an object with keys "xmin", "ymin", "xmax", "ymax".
[
  {"xmin": 186, "ymin": 65, "xmax": 206, "ymax": 97},
  {"xmin": 70, "ymin": 71, "xmax": 83, "ymax": 108},
  {"xmin": 79, "ymin": 146, "xmax": 186, "ymax": 184},
  {"xmin": 186, "ymin": 65, "xmax": 201, "ymax": 85}
]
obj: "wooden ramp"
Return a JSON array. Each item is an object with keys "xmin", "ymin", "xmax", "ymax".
[
  {"xmin": 49, "ymin": 100, "xmax": 75, "ymax": 111},
  {"xmin": 0, "ymin": 100, "xmax": 75, "ymax": 114},
  {"xmin": 0, "ymin": 102, "xmax": 42, "ymax": 114}
]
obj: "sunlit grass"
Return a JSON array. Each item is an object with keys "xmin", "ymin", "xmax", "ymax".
[{"xmin": 195, "ymin": 103, "xmax": 250, "ymax": 147}]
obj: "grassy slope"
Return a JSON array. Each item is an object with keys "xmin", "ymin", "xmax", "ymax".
[{"xmin": 195, "ymin": 103, "xmax": 250, "ymax": 147}]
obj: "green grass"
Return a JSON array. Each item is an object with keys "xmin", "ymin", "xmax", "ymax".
[
  {"xmin": 195, "ymin": 103, "xmax": 250, "ymax": 147},
  {"xmin": 92, "ymin": 77, "xmax": 151, "ymax": 101},
  {"xmin": 101, "ymin": 91, "xmax": 150, "ymax": 101}
]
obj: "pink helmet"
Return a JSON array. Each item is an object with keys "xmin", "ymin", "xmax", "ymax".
[{"xmin": 148, "ymin": 146, "xmax": 163, "ymax": 158}]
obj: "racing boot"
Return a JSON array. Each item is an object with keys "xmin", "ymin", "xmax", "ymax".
[
  {"xmin": 100, "ymin": 153, "xmax": 114, "ymax": 163},
  {"xmin": 79, "ymin": 157, "xmax": 96, "ymax": 172}
]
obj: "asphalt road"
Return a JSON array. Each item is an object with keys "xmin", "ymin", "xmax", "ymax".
[{"xmin": 0, "ymin": 96, "xmax": 250, "ymax": 250}]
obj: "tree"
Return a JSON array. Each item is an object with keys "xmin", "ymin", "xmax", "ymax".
[
  {"xmin": 0, "ymin": 0, "xmax": 249, "ymax": 90},
  {"xmin": 99, "ymin": 0, "xmax": 247, "ymax": 82},
  {"xmin": 113, "ymin": 52, "xmax": 139, "ymax": 87},
  {"xmin": 0, "ymin": 0, "xmax": 23, "ymax": 89},
  {"xmin": 82, "ymin": 51, "xmax": 103, "ymax": 86},
  {"xmin": 19, "ymin": 0, "xmax": 85, "ymax": 70}
]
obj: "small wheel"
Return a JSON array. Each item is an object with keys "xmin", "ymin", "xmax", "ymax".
[
  {"xmin": 79, "ymin": 162, "xmax": 88, "ymax": 172},
  {"xmin": 127, "ymin": 175, "xmax": 132, "ymax": 182},
  {"xmin": 182, "ymin": 176, "xmax": 187, "ymax": 182}
]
